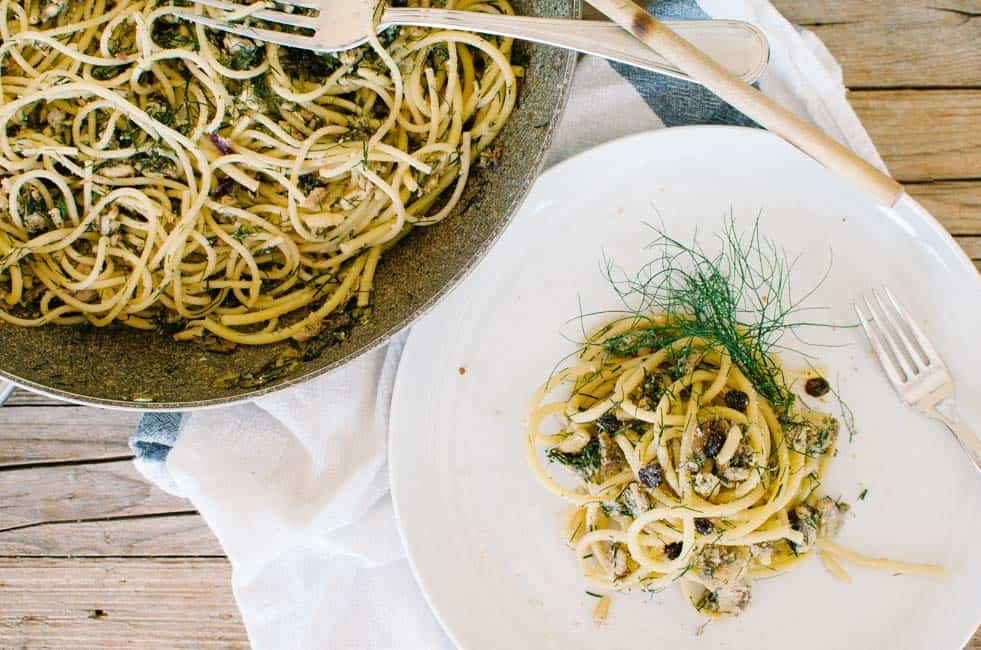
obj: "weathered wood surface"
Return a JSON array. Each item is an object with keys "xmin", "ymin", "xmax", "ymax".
[
  {"xmin": 0, "ymin": 513, "xmax": 223, "ymax": 557},
  {"xmin": 1, "ymin": 0, "xmax": 979, "ymax": 647},
  {"xmin": 0, "ymin": 407, "xmax": 137, "ymax": 467},
  {"xmin": 0, "ymin": 460, "xmax": 192, "ymax": 532},
  {"xmin": 772, "ymin": 1, "xmax": 981, "ymax": 88},
  {"xmin": 0, "ymin": 558, "xmax": 248, "ymax": 648},
  {"xmin": 850, "ymin": 90, "xmax": 981, "ymax": 182}
]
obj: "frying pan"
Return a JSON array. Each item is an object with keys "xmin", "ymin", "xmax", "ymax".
[{"xmin": 0, "ymin": 0, "xmax": 580, "ymax": 409}]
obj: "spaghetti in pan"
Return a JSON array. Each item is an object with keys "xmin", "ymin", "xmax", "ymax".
[{"xmin": 0, "ymin": 0, "xmax": 518, "ymax": 346}]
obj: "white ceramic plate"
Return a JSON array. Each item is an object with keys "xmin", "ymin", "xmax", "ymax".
[{"xmin": 389, "ymin": 127, "xmax": 981, "ymax": 650}]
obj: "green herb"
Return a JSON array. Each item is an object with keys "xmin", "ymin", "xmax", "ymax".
[
  {"xmin": 599, "ymin": 501, "xmax": 630, "ymax": 517},
  {"xmin": 280, "ymin": 47, "xmax": 341, "ymax": 82},
  {"xmin": 213, "ymin": 349, "xmax": 302, "ymax": 390},
  {"xmin": 429, "ymin": 43, "xmax": 450, "ymax": 64},
  {"xmin": 802, "ymin": 471, "xmax": 822, "ymax": 501},
  {"xmin": 145, "ymin": 100, "xmax": 175, "ymax": 128},
  {"xmin": 585, "ymin": 591, "xmax": 603, "ymax": 598},
  {"xmin": 671, "ymin": 504, "xmax": 703, "ymax": 514},
  {"xmin": 602, "ymin": 324, "xmax": 675, "ymax": 357},
  {"xmin": 859, "ymin": 488, "xmax": 868, "ymax": 501},
  {"xmin": 595, "ymin": 216, "xmax": 834, "ymax": 417},
  {"xmin": 232, "ymin": 225, "xmax": 253, "ymax": 241},
  {"xmin": 251, "ymin": 73, "xmax": 281, "ymax": 113},
  {"xmin": 20, "ymin": 188, "xmax": 47, "ymax": 217},
  {"xmin": 225, "ymin": 38, "xmax": 265, "ymax": 71},
  {"xmin": 56, "ymin": 199, "xmax": 68, "ymax": 223},
  {"xmin": 152, "ymin": 20, "xmax": 198, "ymax": 50},
  {"xmin": 674, "ymin": 561, "xmax": 695, "ymax": 581},
  {"xmin": 832, "ymin": 375, "xmax": 858, "ymax": 442},
  {"xmin": 91, "ymin": 64, "xmax": 127, "ymax": 81},
  {"xmin": 695, "ymin": 590, "xmax": 718, "ymax": 613},
  {"xmin": 133, "ymin": 146, "xmax": 174, "ymax": 175},
  {"xmin": 546, "ymin": 436, "xmax": 600, "ymax": 481}
]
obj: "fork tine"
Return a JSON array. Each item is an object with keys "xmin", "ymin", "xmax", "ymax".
[
  {"xmin": 882, "ymin": 285, "xmax": 945, "ymax": 367},
  {"xmin": 863, "ymin": 294, "xmax": 915, "ymax": 380},
  {"xmin": 172, "ymin": 9, "xmax": 316, "ymax": 50},
  {"xmin": 872, "ymin": 287, "xmax": 928, "ymax": 371},
  {"xmin": 190, "ymin": 0, "xmax": 316, "ymax": 29},
  {"xmin": 854, "ymin": 301, "xmax": 906, "ymax": 387}
]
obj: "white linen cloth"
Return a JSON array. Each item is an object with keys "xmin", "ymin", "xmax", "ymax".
[{"xmin": 136, "ymin": 2, "xmax": 888, "ymax": 647}]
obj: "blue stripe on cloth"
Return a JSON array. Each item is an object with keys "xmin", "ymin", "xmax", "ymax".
[
  {"xmin": 130, "ymin": 412, "xmax": 182, "ymax": 462},
  {"xmin": 609, "ymin": 0, "xmax": 758, "ymax": 128}
]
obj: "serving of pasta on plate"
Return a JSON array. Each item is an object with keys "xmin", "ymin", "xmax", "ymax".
[{"xmin": 524, "ymin": 223, "xmax": 946, "ymax": 624}]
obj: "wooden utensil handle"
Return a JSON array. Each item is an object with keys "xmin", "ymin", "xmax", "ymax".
[{"xmin": 588, "ymin": 0, "xmax": 904, "ymax": 208}]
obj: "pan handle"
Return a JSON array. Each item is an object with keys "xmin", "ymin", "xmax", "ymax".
[{"xmin": 0, "ymin": 381, "xmax": 16, "ymax": 406}]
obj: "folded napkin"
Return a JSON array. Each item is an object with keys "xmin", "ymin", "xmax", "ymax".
[{"xmin": 131, "ymin": 1, "xmax": 888, "ymax": 647}]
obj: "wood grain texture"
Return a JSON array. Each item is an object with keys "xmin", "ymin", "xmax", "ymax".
[
  {"xmin": 0, "ymin": 460, "xmax": 191, "ymax": 531},
  {"xmin": 771, "ymin": 1, "xmax": 981, "ymax": 88},
  {"xmin": 0, "ymin": 558, "xmax": 247, "ymax": 648},
  {"xmin": 2, "ymin": 388, "xmax": 72, "ymax": 407},
  {"xmin": 909, "ymin": 182, "xmax": 981, "ymax": 235},
  {"xmin": 0, "ymin": 407, "xmax": 137, "ymax": 466},
  {"xmin": 0, "ymin": 513, "xmax": 223, "ymax": 557},
  {"xmin": 957, "ymin": 235, "xmax": 981, "ymax": 260},
  {"xmin": 850, "ymin": 90, "xmax": 981, "ymax": 182}
]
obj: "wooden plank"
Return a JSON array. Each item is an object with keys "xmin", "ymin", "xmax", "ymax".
[
  {"xmin": 0, "ymin": 513, "xmax": 222, "ymax": 557},
  {"xmin": 771, "ymin": 1, "xmax": 981, "ymax": 87},
  {"xmin": 956, "ymin": 235, "xmax": 981, "ymax": 260},
  {"xmin": 973, "ymin": 631, "xmax": 981, "ymax": 650},
  {"xmin": 850, "ymin": 90, "xmax": 981, "ymax": 182},
  {"xmin": 0, "ymin": 460, "xmax": 190, "ymax": 531},
  {"xmin": 0, "ymin": 407, "xmax": 137, "ymax": 467},
  {"xmin": 3, "ymin": 388, "xmax": 75, "ymax": 407},
  {"xmin": 0, "ymin": 558, "xmax": 247, "ymax": 648},
  {"xmin": 908, "ymin": 181, "xmax": 981, "ymax": 235}
]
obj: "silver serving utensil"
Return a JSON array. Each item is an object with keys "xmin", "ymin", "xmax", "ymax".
[
  {"xmin": 170, "ymin": 0, "xmax": 770, "ymax": 84},
  {"xmin": 855, "ymin": 285, "xmax": 981, "ymax": 471}
]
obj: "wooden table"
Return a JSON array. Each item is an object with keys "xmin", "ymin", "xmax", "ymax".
[{"xmin": 1, "ymin": 2, "xmax": 979, "ymax": 647}]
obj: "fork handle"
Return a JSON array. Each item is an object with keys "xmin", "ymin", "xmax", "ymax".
[
  {"xmin": 930, "ymin": 407, "xmax": 981, "ymax": 472},
  {"xmin": 381, "ymin": 9, "xmax": 769, "ymax": 84}
]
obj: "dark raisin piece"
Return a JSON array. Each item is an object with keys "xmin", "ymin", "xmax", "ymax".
[
  {"xmin": 787, "ymin": 508, "xmax": 801, "ymax": 530},
  {"xmin": 805, "ymin": 376, "xmax": 830, "ymax": 397},
  {"xmin": 664, "ymin": 541, "xmax": 683, "ymax": 559},
  {"xmin": 724, "ymin": 390, "xmax": 749, "ymax": 412},
  {"xmin": 637, "ymin": 463, "xmax": 663, "ymax": 489},
  {"xmin": 595, "ymin": 411, "xmax": 622, "ymax": 433},
  {"xmin": 694, "ymin": 518, "xmax": 714, "ymax": 535},
  {"xmin": 703, "ymin": 428, "xmax": 726, "ymax": 459}
]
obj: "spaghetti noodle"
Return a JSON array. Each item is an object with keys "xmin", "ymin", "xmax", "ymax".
[
  {"xmin": 0, "ymin": 0, "xmax": 517, "ymax": 345},
  {"xmin": 526, "ymin": 314, "xmax": 945, "ymax": 621}
]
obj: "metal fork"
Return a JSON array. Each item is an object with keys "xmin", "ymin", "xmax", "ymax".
[
  {"xmin": 854, "ymin": 286, "xmax": 981, "ymax": 471},
  {"xmin": 167, "ymin": 0, "xmax": 770, "ymax": 84}
]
